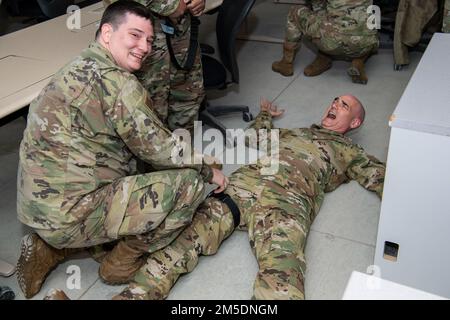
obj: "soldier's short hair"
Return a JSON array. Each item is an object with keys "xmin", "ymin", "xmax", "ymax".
[
  {"xmin": 95, "ymin": 0, "xmax": 152, "ymax": 39},
  {"xmin": 353, "ymin": 97, "xmax": 365, "ymax": 123}
]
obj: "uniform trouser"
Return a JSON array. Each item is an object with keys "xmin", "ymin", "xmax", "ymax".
[
  {"xmin": 443, "ymin": 0, "xmax": 450, "ymax": 33},
  {"xmin": 36, "ymin": 169, "xmax": 205, "ymax": 254},
  {"xmin": 133, "ymin": 169, "xmax": 315, "ymax": 300},
  {"xmin": 285, "ymin": 5, "xmax": 378, "ymax": 58},
  {"xmin": 136, "ymin": 16, "xmax": 205, "ymax": 133}
]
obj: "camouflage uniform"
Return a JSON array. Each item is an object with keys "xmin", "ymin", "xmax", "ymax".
[
  {"xmin": 443, "ymin": 0, "xmax": 450, "ymax": 33},
  {"xmin": 104, "ymin": 0, "xmax": 204, "ymax": 132},
  {"xmin": 286, "ymin": 0, "xmax": 378, "ymax": 58},
  {"xmin": 17, "ymin": 42, "xmax": 212, "ymax": 252},
  {"xmin": 119, "ymin": 111, "xmax": 385, "ymax": 300}
]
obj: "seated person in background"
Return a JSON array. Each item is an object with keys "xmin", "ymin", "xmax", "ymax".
[
  {"xmin": 114, "ymin": 94, "xmax": 386, "ymax": 300},
  {"xmin": 443, "ymin": 0, "xmax": 450, "ymax": 33},
  {"xmin": 272, "ymin": 0, "xmax": 379, "ymax": 84},
  {"xmin": 16, "ymin": 0, "xmax": 227, "ymax": 299}
]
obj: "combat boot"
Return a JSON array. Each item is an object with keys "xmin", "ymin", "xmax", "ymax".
[
  {"xmin": 303, "ymin": 52, "xmax": 332, "ymax": 77},
  {"xmin": 98, "ymin": 240, "xmax": 146, "ymax": 285},
  {"xmin": 112, "ymin": 197, "xmax": 237, "ymax": 300},
  {"xmin": 87, "ymin": 241, "xmax": 117, "ymax": 263},
  {"xmin": 272, "ymin": 41, "xmax": 298, "ymax": 76},
  {"xmin": 347, "ymin": 54, "xmax": 370, "ymax": 84},
  {"xmin": 16, "ymin": 233, "xmax": 72, "ymax": 299},
  {"xmin": 0, "ymin": 286, "xmax": 15, "ymax": 300}
]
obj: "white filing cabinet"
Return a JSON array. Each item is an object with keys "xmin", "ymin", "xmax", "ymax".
[
  {"xmin": 342, "ymin": 271, "xmax": 446, "ymax": 300},
  {"xmin": 374, "ymin": 33, "xmax": 450, "ymax": 298}
]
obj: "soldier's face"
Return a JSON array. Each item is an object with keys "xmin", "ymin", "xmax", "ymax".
[
  {"xmin": 103, "ymin": 13, "xmax": 153, "ymax": 72},
  {"xmin": 321, "ymin": 95, "xmax": 361, "ymax": 134}
]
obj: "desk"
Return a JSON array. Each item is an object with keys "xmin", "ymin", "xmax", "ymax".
[
  {"xmin": 374, "ymin": 33, "xmax": 450, "ymax": 298},
  {"xmin": 0, "ymin": 1, "xmax": 104, "ymax": 119},
  {"xmin": 0, "ymin": 0, "xmax": 225, "ymax": 120}
]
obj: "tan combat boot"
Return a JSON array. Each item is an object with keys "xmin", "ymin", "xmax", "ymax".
[
  {"xmin": 272, "ymin": 41, "xmax": 298, "ymax": 76},
  {"xmin": 98, "ymin": 240, "xmax": 146, "ymax": 285},
  {"xmin": 17, "ymin": 233, "xmax": 70, "ymax": 299},
  {"xmin": 303, "ymin": 52, "xmax": 332, "ymax": 76},
  {"xmin": 43, "ymin": 288, "xmax": 70, "ymax": 300},
  {"xmin": 347, "ymin": 54, "xmax": 370, "ymax": 84}
]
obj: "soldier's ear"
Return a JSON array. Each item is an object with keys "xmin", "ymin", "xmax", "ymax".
[
  {"xmin": 350, "ymin": 118, "xmax": 362, "ymax": 129},
  {"xmin": 100, "ymin": 23, "xmax": 114, "ymax": 44}
]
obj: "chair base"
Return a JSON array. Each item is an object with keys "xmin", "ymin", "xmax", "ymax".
[{"xmin": 199, "ymin": 104, "xmax": 253, "ymax": 146}]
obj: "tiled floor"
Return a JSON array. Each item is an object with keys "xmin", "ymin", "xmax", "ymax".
[{"xmin": 0, "ymin": 0, "xmax": 422, "ymax": 299}]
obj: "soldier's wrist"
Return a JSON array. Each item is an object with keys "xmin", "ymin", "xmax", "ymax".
[
  {"xmin": 200, "ymin": 164, "xmax": 213, "ymax": 182},
  {"xmin": 260, "ymin": 110, "xmax": 273, "ymax": 119}
]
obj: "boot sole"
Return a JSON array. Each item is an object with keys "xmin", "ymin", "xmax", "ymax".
[
  {"xmin": 351, "ymin": 76, "xmax": 368, "ymax": 84},
  {"xmin": 17, "ymin": 234, "xmax": 37, "ymax": 298},
  {"xmin": 272, "ymin": 63, "xmax": 293, "ymax": 77},
  {"xmin": 98, "ymin": 261, "xmax": 145, "ymax": 286},
  {"xmin": 272, "ymin": 69, "xmax": 293, "ymax": 77},
  {"xmin": 17, "ymin": 234, "xmax": 64, "ymax": 299},
  {"xmin": 98, "ymin": 274, "xmax": 133, "ymax": 286},
  {"xmin": 347, "ymin": 66, "xmax": 367, "ymax": 84},
  {"xmin": 304, "ymin": 63, "xmax": 331, "ymax": 77}
]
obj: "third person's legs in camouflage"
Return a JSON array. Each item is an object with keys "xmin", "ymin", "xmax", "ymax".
[
  {"xmin": 137, "ymin": 17, "xmax": 170, "ymax": 125},
  {"xmin": 272, "ymin": 5, "xmax": 329, "ymax": 77},
  {"xmin": 137, "ymin": 16, "xmax": 204, "ymax": 133},
  {"xmin": 273, "ymin": 4, "xmax": 378, "ymax": 83},
  {"xmin": 442, "ymin": 0, "xmax": 450, "ymax": 33}
]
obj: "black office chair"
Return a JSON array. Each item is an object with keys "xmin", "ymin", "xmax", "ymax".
[
  {"xmin": 199, "ymin": 0, "xmax": 256, "ymax": 138},
  {"xmin": 36, "ymin": 0, "xmax": 74, "ymax": 19}
]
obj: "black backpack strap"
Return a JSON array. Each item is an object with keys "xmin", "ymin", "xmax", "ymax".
[{"xmin": 164, "ymin": 15, "xmax": 200, "ymax": 71}]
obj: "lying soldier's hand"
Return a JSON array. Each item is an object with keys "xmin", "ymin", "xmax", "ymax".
[{"xmin": 260, "ymin": 97, "xmax": 285, "ymax": 118}]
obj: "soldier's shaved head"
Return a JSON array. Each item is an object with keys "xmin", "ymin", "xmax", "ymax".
[
  {"xmin": 345, "ymin": 94, "xmax": 365, "ymax": 124},
  {"xmin": 321, "ymin": 94, "xmax": 365, "ymax": 134},
  {"xmin": 96, "ymin": 0, "xmax": 152, "ymax": 39}
]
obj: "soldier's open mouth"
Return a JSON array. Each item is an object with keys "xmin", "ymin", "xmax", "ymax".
[
  {"xmin": 130, "ymin": 52, "xmax": 144, "ymax": 60},
  {"xmin": 327, "ymin": 112, "xmax": 336, "ymax": 119}
]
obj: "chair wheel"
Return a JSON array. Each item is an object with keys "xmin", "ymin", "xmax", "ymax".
[
  {"xmin": 243, "ymin": 111, "xmax": 253, "ymax": 122},
  {"xmin": 394, "ymin": 64, "xmax": 403, "ymax": 71}
]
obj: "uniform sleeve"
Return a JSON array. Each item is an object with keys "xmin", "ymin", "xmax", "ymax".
[
  {"xmin": 249, "ymin": 111, "xmax": 274, "ymax": 131},
  {"xmin": 345, "ymin": 146, "xmax": 386, "ymax": 198},
  {"xmin": 146, "ymin": 0, "xmax": 181, "ymax": 16},
  {"xmin": 111, "ymin": 77, "xmax": 212, "ymax": 181},
  {"xmin": 244, "ymin": 111, "xmax": 274, "ymax": 149},
  {"xmin": 102, "ymin": 0, "xmax": 181, "ymax": 16}
]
